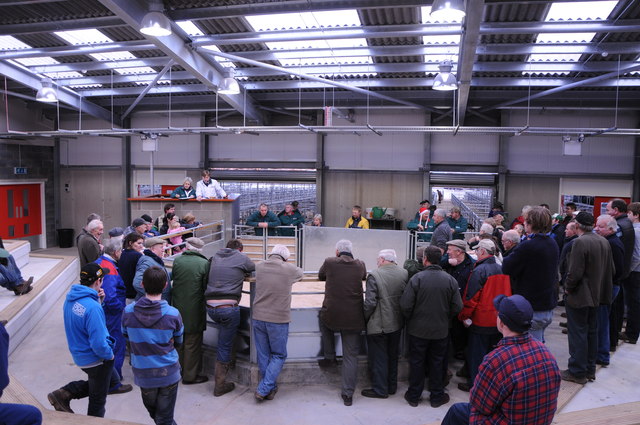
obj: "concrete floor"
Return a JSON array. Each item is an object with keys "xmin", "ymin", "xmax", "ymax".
[{"xmin": 7, "ymin": 246, "xmax": 640, "ymax": 425}]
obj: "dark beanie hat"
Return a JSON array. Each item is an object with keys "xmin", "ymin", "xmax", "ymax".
[
  {"xmin": 493, "ymin": 294, "xmax": 533, "ymax": 334},
  {"xmin": 575, "ymin": 211, "xmax": 594, "ymax": 227}
]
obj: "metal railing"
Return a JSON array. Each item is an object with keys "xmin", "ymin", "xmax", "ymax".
[
  {"xmin": 160, "ymin": 220, "xmax": 225, "ymax": 261},
  {"xmin": 233, "ymin": 224, "xmax": 301, "ymax": 266}
]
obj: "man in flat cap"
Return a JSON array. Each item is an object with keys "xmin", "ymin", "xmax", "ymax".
[
  {"xmin": 123, "ymin": 218, "xmax": 148, "ymax": 238},
  {"xmin": 132, "ymin": 237, "xmax": 171, "ymax": 302},
  {"xmin": 441, "ymin": 295, "xmax": 561, "ymax": 425},
  {"xmin": 171, "ymin": 237, "xmax": 209, "ymax": 385},
  {"xmin": 561, "ymin": 212, "xmax": 613, "ymax": 384}
]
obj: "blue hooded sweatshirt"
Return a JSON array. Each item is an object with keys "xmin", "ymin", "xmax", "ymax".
[{"xmin": 63, "ymin": 284, "xmax": 114, "ymax": 367}]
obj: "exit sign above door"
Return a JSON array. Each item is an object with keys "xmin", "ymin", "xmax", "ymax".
[{"xmin": 14, "ymin": 167, "xmax": 27, "ymax": 175}]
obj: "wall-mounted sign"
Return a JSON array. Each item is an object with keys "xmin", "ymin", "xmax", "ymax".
[{"xmin": 14, "ymin": 167, "xmax": 27, "ymax": 175}]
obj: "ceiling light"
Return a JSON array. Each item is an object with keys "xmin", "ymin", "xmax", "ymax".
[
  {"xmin": 218, "ymin": 68, "xmax": 240, "ymax": 95},
  {"xmin": 432, "ymin": 60, "xmax": 458, "ymax": 91},
  {"xmin": 36, "ymin": 77, "xmax": 57, "ymax": 102},
  {"xmin": 140, "ymin": 1, "xmax": 172, "ymax": 37},
  {"xmin": 430, "ymin": 0, "xmax": 466, "ymax": 21}
]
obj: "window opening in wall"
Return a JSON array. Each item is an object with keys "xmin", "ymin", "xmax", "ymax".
[
  {"xmin": 7, "ymin": 190, "xmax": 13, "ymax": 218},
  {"xmin": 220, "ymin": 181, "xmax": 317, "ymax": 225},
  {"xmin": 431, "ymin": 186, "xmax": 493, "ymax": 232}
]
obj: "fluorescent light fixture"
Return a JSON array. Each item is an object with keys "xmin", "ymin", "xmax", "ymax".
[
  {"xmin": 218, "ymin": 68, "xmax": 240, "ymax": 95},
  {"xmin": 140, "ymin": 1, "xmax": 172, "ymax": 37},
  {"xmin": 36, "ymin": 78, "xmax": 57, "ymax": 102},
  {"xmin": 430, "ymin": 0, "xmax": 466, "ymax": 21},
  {"xmin": 432, "ymin": 60, "xmax": 458, "ymax": 91}
]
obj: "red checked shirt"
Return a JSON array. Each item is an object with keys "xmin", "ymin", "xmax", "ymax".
[{"xmin": 470, "ymin": 333, "xmax": 561, "ymax": 425}]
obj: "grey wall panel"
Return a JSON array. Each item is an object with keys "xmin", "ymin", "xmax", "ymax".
[
  {"xmin": 210, "ymin": 133, "xmax": 317, "ymax": 162},
  {"xmin": 504, "ymin": 175, "xmax": 560, "ymax": 222},
  {"xmin": 430, "ymin": 134, "xmax": 499, "ymax": 165},
  {"xmin": 322, "ymin": 170, "xmax": 423, "ymax": 227},
  {"xmin": 506, "ymin": 135, "xmax": 634, "ymax": 175},
  {"xmin": 302, "ymin": 225, "xmax": 409, "ymax": 273},
  {"xmin": 59, "ymin": 168, "xmax": 125, "ymax": 238},
  {"xmin": 130, "ymin": 135, "xmax": 201, "ymax": 167},
  {"xmin": 59, "ymin": 137, "xmax": 122, "ymax": 166}
]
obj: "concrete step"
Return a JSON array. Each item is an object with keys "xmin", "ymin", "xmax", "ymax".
[{"xmin": 4, "ymin": 239, "xmax": 31, "ymax": 269}]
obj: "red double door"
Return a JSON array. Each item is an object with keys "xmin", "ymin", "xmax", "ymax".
[{"xmin": 0, "ymin": 184, "xmax": 42, "ymax": 239}]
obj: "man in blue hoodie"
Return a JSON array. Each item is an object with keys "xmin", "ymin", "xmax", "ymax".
[
  {"xmin": 122, "ymin": 266, "xmax": 184, "ymax": 425},
  {"xmin": 47, "ymin": 263, "xmax": 116, "ymax": 417}
]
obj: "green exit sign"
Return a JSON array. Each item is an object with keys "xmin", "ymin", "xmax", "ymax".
[{"xmin": 14, "ymin": 167, "xmax": 28, "ymax": 175}]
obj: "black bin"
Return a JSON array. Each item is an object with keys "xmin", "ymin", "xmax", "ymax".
[{"xmin": 57, "ymin": 228, "xmax": 75, "ymax": 248}]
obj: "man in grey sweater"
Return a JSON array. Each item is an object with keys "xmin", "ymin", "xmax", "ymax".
[
  {"xmin": 251, "ymin": 245, "xmax": 303, "ymax": 401},
  {"xmin": 205, "ymin": 239, "xmax": 255, "ymax": 396},
  {"xmin": 431, "ymin": 209, "xmax": 453, "ymax": 252},
  {"xmin": 400, "ymin": 245, "xmax": 462, "ymax": 408}
]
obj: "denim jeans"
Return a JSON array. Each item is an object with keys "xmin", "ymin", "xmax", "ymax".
[
  {"xmin": 252, "ymin": 319, "xmax": 289, "ymax": 397},
  {"xmin": 441, "ymin": 402, "xmax": 471, "ymax": 425},
  {"xmin": 63, "ymin": 359, "xmax": 114, "ymax": 417},
  {"xmin": 530, "ymin": 310, "xmax": 554, "ymax": 343},
  {"xmin": 207, "ymin": 305, "xmax": 240, "ymax": 363},
  {"xmin": 566, "ymin": 305, "xmax": 597, "ymax": 378},
  {"xmin": 597, "ymin": 285, "xmax": 621, "ymax": 363},
  {"xmin": 141, "ymin": 381, "xmax": 179, "ymax": 425},
  {"xmin": 0, "ymin": 403, "xmax": 42, "ymax": 425},
  {"xmin": 366, "ymin": 330, "xmax": 401, "ymax": 396},
  {"xmin": 406, "ymin": 334, "xmax": 448, "ymax": 403},
  {"xmin": 624, "ymin": 272, "xmax": 640, "ymax": 341},
  {"xmin": 466, "ymin": 331, "xmax": 501, "ymax": 386}
]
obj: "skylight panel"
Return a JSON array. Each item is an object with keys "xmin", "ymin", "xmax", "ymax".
[
  {"xmin": 14, "ymin": 56, "xmax": 59, "ymax": 67},
  {"xmin": 420, "ymin": 7, "xmax": 461, "ymax": 67},
  {"xmin": 0, "ymin": 35, "xmax": 31, "ymax": 50},
  {"xmin": 54, "ymin": 29, "xmax": 112, "ymax": 45},
  {"xmin": 246, "ymin": 10, "xmax": 372, "ymax": 68},
  {"xmin": 526, "ymin": 1, "xmax": 618, "ymax": 73},
  {"xmin": 116, "ymin": 66, "xmax": 157, "ymax": 75},
  {"xmin": 176, "ymin": 20, "xmax": 204, "ymax": 36},
  {"xmin": 544, "ymin": 1, "xmax": 618, "ymax": 21}
]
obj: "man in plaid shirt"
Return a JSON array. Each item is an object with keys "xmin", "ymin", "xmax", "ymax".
[{"xmin": 442, "ymin": 294, "xmax": 561, "ymax": 425}]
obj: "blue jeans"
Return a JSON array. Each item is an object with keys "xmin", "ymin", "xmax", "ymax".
[
  {"xmin": 0, "ymin": 403, "xmax": 42, "ymax": 425},
  {"xmin": 566, "ymin": 305, "xmax": 597, "ymax": 378},
  {"xmin": 141, "ymin": 381, "xmax": 179, "ymax": 425},
  {"xmin": 597, "ymin": 285, "xmax": 621, "ymax": 363},
  {"xmin": 252, "ymin": 319, "xmax": 289, "ymax": 397},
  {"xmin": 63, "ymin": 359, "xmax": 115, "ymax": 417},
  {"xmin": 207, "ymin": 305, "xmax": 240, "ymax": 363},
  {"xmin": 441, "ymin": 402, "xmax": 471, "ymax": 425},
  {"xmin": 466, "ymin": 331, "xmax": 501, "ymax": 386},
  {"xmin": 624, "ymin": 272, "xmax": 640, "ymax": 341},
  {"xmin": 0, "ymin": 255, "xmax": 23, "ymax": 290},
  {"xmin": 530, "ymin": 310, "xmax": 554, "ymax": 343}
]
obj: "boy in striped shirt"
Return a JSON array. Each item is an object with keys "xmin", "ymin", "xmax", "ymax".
[{"xmin": 123, "ymin": 266, "xmax": 184, "ymax": 425}]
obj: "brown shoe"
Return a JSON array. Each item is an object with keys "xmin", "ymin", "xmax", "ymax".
[
  {"xmin": 48, "ymin": 388, "xmax": 74, "ymax": 413},
  {"xmin": 13, "ymin": 277, "xmax": 34, "ymax": 296}
]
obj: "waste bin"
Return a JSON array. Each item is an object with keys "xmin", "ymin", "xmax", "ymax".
[{"xmin": 57, "ymin": 228, "xmax": 75, "ymax": 248}]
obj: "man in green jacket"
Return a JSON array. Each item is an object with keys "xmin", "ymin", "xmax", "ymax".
[
  {"xmin": 361, "ymin": 249, "xmax": 408, "ymax": 399},
  {"xmin": 447, "ymin": 207, "xmax": 468, "ymax": 240},
  {"xmin": 171, "ymin": 237, "xmax": 209, "ymax": 385},
  {"xmin": 247, "ymin": 204, "xmax": 281, "ymax": 236}
]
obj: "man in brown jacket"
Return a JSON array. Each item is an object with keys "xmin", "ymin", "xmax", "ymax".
[
  {"xmin": 317, "ymin": 239, "xmax": 367, "ymax": 406},
  {"xmin": 562, "ymin": 212, "xmax": 614, "ymax": 384}
]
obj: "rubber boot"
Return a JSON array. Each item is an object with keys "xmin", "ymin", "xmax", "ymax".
[{"xmin": 214, "ymin": 360, "xmax": 235, "ymax": 397}]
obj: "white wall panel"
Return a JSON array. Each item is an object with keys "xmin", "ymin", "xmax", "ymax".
[
  {"xmin": 210, "ymin": 133, "xmax": 316, "ymax": 162},
  {"xmin": 506, "ymin": 135, "xmax": 634, "ymax": 174},
  {"xmin": 59, "ymin": 136, "xmax": 122, "ymax": 166},
  {"xmin": 560, "ymin": 178, "xmax": 632, "ymax": 198},
  {"xmin": 430, "ymin": 133, "xmax": 499, "ymax": 165}
]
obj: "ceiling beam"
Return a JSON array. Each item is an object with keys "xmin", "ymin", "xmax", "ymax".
[
  {"xmin": 96, "ymin": 0, "xmax": 263, "ymax": 124},
  {"xmin": 480, "ymin": 63, "xmax": 640, "ymax": 112},
  {"xmin": 0, "ymin": 16, "xmax": 124, "ymax": 36},
  {"xmin": 0, "ymin": 60, "xmax": 116, "ymax": 124},
  {"xmin": 455, "ymin": 0, "xmax": 484, "ymax": 126}
]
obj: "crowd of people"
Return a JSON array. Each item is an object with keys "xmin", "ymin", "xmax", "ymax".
[{"xmin": 3, "ymin": 193, "xmax": 639, "ymax": 425}]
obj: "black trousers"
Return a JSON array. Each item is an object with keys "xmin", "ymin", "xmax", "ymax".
[
  {"xmin": 366, "ymin": 330, "xmax": 401, "ymax": 396},
  {"xmin": 406, "ymin": 334, "xmax": 448, "ymax": 403}
]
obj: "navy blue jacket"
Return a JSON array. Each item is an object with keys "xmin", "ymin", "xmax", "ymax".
[
  {"xmin": 502, "ymin": 233, "xmax": 559, "ymax": 311},
  {"xmin": 605, "ymin": 233, "xmax": 625, "ymax": 285}
]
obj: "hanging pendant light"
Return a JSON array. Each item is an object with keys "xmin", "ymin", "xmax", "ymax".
[
  {"xmin": 432, "ymin": 60, "xmax": 458, "ymax": 91},
  {"xmin": 140, "ymin": 0, "xmax": 172, "ymax": 36},
  {"xmin": 218, "ymin": 68, "xmax": 240, "ymax": 95},
  {"xmin": 430, "ymin": 0, "xmax": 466, "ymax": 21},
  {"xmin": 36, "ymin": 77, "xmax": 58, "ymax": 102}
]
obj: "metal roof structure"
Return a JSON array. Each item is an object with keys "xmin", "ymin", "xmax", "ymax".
[{"xmin": 0, "ymin": 0, "xmax": 639, "ymax": 130}]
